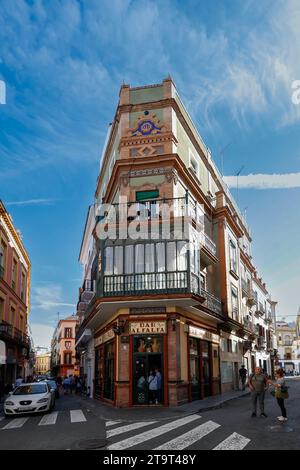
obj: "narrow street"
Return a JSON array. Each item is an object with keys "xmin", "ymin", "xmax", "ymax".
[{"xmin": 1, "ymin": 378, "xmax": 299, "ymax": 450}]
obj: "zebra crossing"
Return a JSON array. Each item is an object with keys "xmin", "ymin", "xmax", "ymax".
[
  {"xmin": 105, "ymin": 414, "xmax": 251, "ymax": 451},
  {"xmin": 0, "ymin": 409, "xmax": 88, "ymax": 429}
]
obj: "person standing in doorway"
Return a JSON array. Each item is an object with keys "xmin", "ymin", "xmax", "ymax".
[
  {"xmin": 148, "ymin": 370, "xmax": 158, "ymax": 405},
  {"xmin": 248, "ymin": 366, "xmax": 268, "ymax": 418},
  {"xmin": 239, "ymin": 365, "xmax": 247, "ymax": 391}
]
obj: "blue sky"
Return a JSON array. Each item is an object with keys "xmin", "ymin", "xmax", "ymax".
[{"xmin": 0, "ymin": 0, "xmax": 300, "ymax": 347}]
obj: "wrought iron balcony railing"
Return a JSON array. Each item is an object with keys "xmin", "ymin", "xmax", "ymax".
[
  {"xmin": 200, "ymin": 232, "xmax": 217, "ymax": 257},
  {"xmin": 100, "ymin": 271, "xmax": 222, "ymax": 316},
  {"xmin": 0, "ymin": 321, "xmax": 30, "ymax": 347}
]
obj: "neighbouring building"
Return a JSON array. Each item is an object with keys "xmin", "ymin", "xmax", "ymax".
[
  {"xmin": 51, "ymin": 315, "xmax": 79, "ymax": 378},
  {"xmin": 0, "ymin": 200, "xmax": 31, "ymax": 386},
  {"xmin": 35, "ymin": 352, "xmax": 51, "ymax": 376},
  {"xmin": 276, "ymin": 313, "xmax": 300, "ymax": 374},
  {"xmin": 76, "ymin": 77, "xmax": 277, "ymax": 407}
]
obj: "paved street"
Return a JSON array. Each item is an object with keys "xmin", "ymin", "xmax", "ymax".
[{"xmin": 1, "ymin": 378, "xmax": 299, "ymax": 450}]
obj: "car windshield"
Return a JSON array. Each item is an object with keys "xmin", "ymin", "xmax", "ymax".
[
  {"xmin": 47, "ymin": 381, "xmax": 56, "ymax": 388},
  {"xmin": 13, "ymin": 384, "xmax": 48, "ymax": 395}
]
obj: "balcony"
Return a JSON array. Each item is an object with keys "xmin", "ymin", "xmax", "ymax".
[
  {"xmin": 256, "ymin": 336, "xmax": 266, "ymax": 350},
  {"xmin": 0, "ymin": 321, "xmax": 30, "ymax": 348},
  {"xmin": 80, "ymin": 279, "xmax": 95, "ymax": 303},
  {"xmin": 255, "ymin": 302, "xmax": 266, "ymax": 316},
  {"xmin": 200, "ymin": 232, "xmax": 217, "ymax": 258},
  {"xmin": 100, "ymin": 271, "xmax": 222, "ymax": 316}
]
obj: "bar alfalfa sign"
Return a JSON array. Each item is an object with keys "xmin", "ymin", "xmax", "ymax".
[{"xmin": 129, "ymin": 321, "xmax": 167, "ymax": 335}]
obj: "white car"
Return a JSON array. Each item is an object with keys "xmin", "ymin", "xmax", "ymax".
[{"xmin": 4, "ymin": 382, "xmax": 55, "ymax": 417}]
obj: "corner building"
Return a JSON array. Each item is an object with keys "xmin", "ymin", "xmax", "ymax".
[{"xmin": 76, "ymin": 78, "xmax": 276, "ymax": 406}]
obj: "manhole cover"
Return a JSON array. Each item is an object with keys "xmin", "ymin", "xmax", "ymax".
[
  {"xmin": 77, "ymin": 439, "xmax": 107, "ymax": 449},
  {"xmin": 267, "ymin": 425, "xmax": 294, "ymax": 433}
]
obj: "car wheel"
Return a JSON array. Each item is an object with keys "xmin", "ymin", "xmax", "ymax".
[{"xmin": 51, "ymin": 399, "xmax": 55, "ymax": 410}]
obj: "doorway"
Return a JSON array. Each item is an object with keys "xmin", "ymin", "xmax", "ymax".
[
  {"xmin": 132, "ymin": 335, "xmax": 164, "ymax": 405},
  {"xmin": 189, "ymin": 338, "xmax": 213, "ymax": 400}
]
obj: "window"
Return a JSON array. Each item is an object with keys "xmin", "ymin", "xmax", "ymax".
[
  {"xmin": 125, "ymin": 245, "xmax": 134, "ymax": 274},
  {"xmin": 229, "ymin": 239, "xmax": 237, "ymax": 273},
  {"xmin": 114, "ymin": 246, "xmax": 123, "ymax": 275},
  {"xmin": 156, "ymin": 243, "xmax": 165, "ymax": 272},
  {"xmin": 64, "ymin": 353, "xmax": 72, "ymax": 365},
  {"xmin": 65, "ymin": 341, "xmax": 71, "ymax": 350},
  {"xmin": 104, "ymin": 247, "xmax": 114, "ymax": 275},
  {"xmin": 135, "ymin": 244, "xmax": 144, "ymax": 273},
  {"xmin": 145, "ymin": 244, "xmax": 155, "ymax": 273},
  {"xmin": 0, "ymin": 298, "xmax": 4, "ymax": 322},
  {"xmin": 21, "ymin": 272, "xmax": 26, "ymax": 302},
  {"xmin": 10, "ymin": 307, "xmax": 16, "ymax": 327},
  {"xmin": 189, "ymin": 150, "xmax": 199, "ymax": 178},
  {"xmin": 231, "ymin": 285, "xmax": 239, "ymax": 321},
  {"xmin": 64, "ymin": 328, "xmax": 72, "ymax": 339},
  {"xmin": 0, "ymin": 240, "xmax": 6, "ymax": 277},
  {"xmin": 12, "ymin": 259, "xmax": 18, "ymax": 290},
  {"xmin": 20, "ymin": 314, "xmax": 24, "ymax": 332}
]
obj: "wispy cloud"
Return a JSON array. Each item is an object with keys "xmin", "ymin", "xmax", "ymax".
[
  {"xmin": 224, "ymin": 172, "xmax": 300, "ymax": 189},
  {"xmin": 5, "ymin": 198, "xmax": 55, "ymax": 206},
  {"xmin": 31, "ymin": 284, "xmax": 76, "ymax": 312}
]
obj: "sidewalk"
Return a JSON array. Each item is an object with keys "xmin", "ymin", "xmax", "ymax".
[{"xmin": 78, "ymin": 388, "xmax": 250, "ymax": 422}]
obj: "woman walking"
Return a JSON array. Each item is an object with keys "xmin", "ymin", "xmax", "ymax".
[{"xmin": 271, "ymin": 368, "xmax": 289, "ymax": 422}]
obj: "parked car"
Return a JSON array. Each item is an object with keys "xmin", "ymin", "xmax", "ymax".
[{"xmin": 4, "ymin": 382, "xmax": 55, "ymax": 417}]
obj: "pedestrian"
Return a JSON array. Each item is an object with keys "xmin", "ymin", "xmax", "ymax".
[
  {"xmin": 269, "ymin": 368, "xmax": 289, "ymax": 422},
  {"xmin": 248, "ymin": 366, "xmax": 268, "ymax": 418},
  {"xmin": 239, "ymin": 365, "xmax": 247, "ymax": 391},
  {"xmin": 148, "ymin": 370, "xmax": 158, "ymax": 405},
  {"xmin": 63, "ymin": 376, "xmax": 70, "ymax": 395},
  {"xmin": 69, "ymin": 375, "xmax": 75, "ymax": 394},
  {"xmin": 75, "ymin": 376, "xmax": 82, "ymax": 394},
  {"xmin": 14, "ymin": 376, "xmax": 23, "ymax": 388},
  {"xmin": 155, "ymin": 367, "xmax": 162, "ymax": 404}
]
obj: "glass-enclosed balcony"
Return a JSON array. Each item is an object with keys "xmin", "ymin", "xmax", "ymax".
[{"xmin": 97, "ymin": 239, "xmax": 222, "ymax": 316}]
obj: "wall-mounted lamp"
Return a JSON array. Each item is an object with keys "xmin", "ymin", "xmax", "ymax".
[{"xmin": 113, "ymin": 319, "xmax": 126, "ymax": 336}]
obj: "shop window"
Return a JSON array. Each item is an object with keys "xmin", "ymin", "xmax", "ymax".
[{"xmin": 134, "ymin": 336, "xmax": 163, "ymax": 353}]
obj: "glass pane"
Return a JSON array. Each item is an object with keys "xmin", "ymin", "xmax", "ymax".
[
  {"xmin": 167, "ymin": 242, "xmax": 176, "ymax": 271},
  {"xmin": 133, "ymin": 336, "xmax": 163, "ymax": 353},
  {"xmin": 135, "ymin": 244, "xmax": 144, "ymax": 273},
  {"xmin": 114, "ymin": 246, "xmax": 123, "ymax": 274},
  {"xmin": 145, "ymin": 244, "xmax": 155, "ymax": 273},
  {"xmin": 104, "ymin": 247, "xmax": 113, "ymax": 275},
  {"xmin": 125, "ymin": 245, "xmax": 134, "ymax": 274},
  {"xmin": 156, "ymin": 243, "xmax": 165, "ymax": 272},
  {"xmin": 177, "ymin": 241, "xmax": 187, "ymax": 271}
]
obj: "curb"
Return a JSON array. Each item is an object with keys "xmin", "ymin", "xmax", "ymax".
[{"xmin": 197, "ymin": 391, "xmax": 251, "ymax": 412}]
